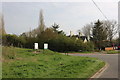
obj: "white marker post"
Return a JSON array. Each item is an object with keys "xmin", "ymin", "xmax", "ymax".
[
  {"xmin": 43, "ymin": 43, "xmax": 48, "ymax": 54},
  {"xmin": 34, "ymin": 43, "xmax": 38, "ymax": 50},
  {"xmin": 44, "ymin": 43, "xmax": 48, "ymax": 49}
]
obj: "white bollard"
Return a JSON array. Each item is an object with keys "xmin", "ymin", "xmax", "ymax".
[
  {"xmin": 44, "ymin": 43, "xmax": 48, "ymax": 49},
  {"xmin": 34, "ymin": 43, "xmax": 38, "ymax": 50}
]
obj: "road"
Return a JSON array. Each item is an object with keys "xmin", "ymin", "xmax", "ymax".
[{"xmin": 68, "ymin": 53, "xmax": 118, "ymax": 78}]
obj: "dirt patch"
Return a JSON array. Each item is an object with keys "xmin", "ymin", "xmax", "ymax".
[{"xmin": 32, "ymin": 51, "xmax": 41, "ymax": 54}]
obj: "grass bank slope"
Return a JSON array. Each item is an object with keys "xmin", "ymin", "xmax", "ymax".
[{"xmin": 2, "ymin": 47, "xmax": 105, "ymax": 78}]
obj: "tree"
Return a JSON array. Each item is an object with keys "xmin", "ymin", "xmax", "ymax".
[
  {"xmin": 92, "ymin": 20, "xmax": 107, "ymax": 50},
  {"xmin": 2, "ymin": 34, "xmax": 20, "ymax": 47},
  {"xmin": 0, "ymin": 14, "xmax": 6, "ymax": 35},
  {"xmin": 52, "ymin": 23, "xmax": 65, "ymax": 35},
  {"xmin": 39, "ymin": 28, "xmax": 57, "ymax": 41},
  {"xmin": 81, "ymin": 23, "xmax": 93, "ymax": 37},
  {"xmin": 52, "ymin": 23, "xmax": 59, "ymax": 33},
  {"xmin": 38, "ymin": 9, "xmax": 46, "ymax": 34},
  {"xmin": 102, "ymin": 20, "xmax": 117, "ymax": 42}
]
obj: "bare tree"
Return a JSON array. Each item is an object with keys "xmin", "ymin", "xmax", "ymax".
[
  {"xmin": 102, "ymin": 20, "xmax": 117, "ymax": 42},
  {"xmin": 81, "ymin": 23, "xmax": 93, "ymax": 37}
]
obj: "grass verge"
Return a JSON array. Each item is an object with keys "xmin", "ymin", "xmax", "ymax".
[
  {"xmin": 66, "ymin": 51, "xmax": 93, "ymax": 54},
  {"xmin": 2, "ymin": 46, "xmax": 105, "ymax": 78},
  {"xmin": 106, "ymin": 50, "xmax": 119, "ymax": 54}
]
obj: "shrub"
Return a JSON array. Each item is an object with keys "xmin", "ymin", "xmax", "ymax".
[
  {"xmin": 2, "ymin": 28, "xmax": 94, "ymax": 52},
  {"xmin": 48, "ymin": 34, "xmax": 93, "ymax": 52},
  {"xmin": 84, "ymin": 42, "xmax": 94, "ymax": 51},
  {"xmin": 2, "ymin": 34, "xmax": 27, "ymax": 48}
]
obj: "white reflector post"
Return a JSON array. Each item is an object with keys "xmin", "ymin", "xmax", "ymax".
[
  {"xmin": 44, "ymin": 43, "xmax": 48, "ymax": 49},
  {"xmin": 34, "ymin": 43, "xmax": 38, "ymax": 49}
]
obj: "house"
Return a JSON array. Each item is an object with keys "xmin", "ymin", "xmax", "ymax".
[{"xmin": 68, "ymin": 31, "xmax": 90, "ymax": 43}]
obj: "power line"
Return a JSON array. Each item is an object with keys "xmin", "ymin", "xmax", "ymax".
[{"xmin": 91, "ymin": 0, "xmax": 108, "ymax": 20}]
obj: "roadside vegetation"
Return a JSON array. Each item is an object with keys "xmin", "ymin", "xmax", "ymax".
[
  {"xmin": 2, "ymin": 31, "xmax": 95, "ymax": 53},
  {"xmin": 2, "ymin": 47, "xmax": 105, "ymax": 78},
  {"xmin": 1, "ymin": 10, "xmax": 119, "ymax": 53},
  {"xmin": 68, "ymin": 50, "xmax": 119, "ymax": 54},
  {"xmin": 65, "ymin": 51, "xmax": 94, "ymax": 54},
  {"xmin": 106, "ymin": 50, "xmax": 119, "ymax": 54}
]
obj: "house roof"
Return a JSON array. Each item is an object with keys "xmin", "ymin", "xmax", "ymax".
[{"xmin": 67, "ymin": 35, "xmax": 89, "ymax": 41}]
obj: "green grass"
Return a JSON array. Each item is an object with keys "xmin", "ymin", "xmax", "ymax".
[
  {"xmin": 66, "ymin": 51, "xmax": 93, "ymax": 54},
  {"xmin": 106, "ymin": 50, "xmax": 119, "ymax": 54},
  {"xmin": 2, "ymin": 46, "xmax": 105, "ymax": 78},
  {"xmin": 0, "ymin": 46, "xmax": 2, "ymax": 79}
]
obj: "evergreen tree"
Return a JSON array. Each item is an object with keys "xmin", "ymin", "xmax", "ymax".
[
  {"xmin": 52, "ymin": 23, "xmax": 65, "ymax": 35},
  {"xmin": 92, "ymin": 20, "xmax": 107, "ymax": 50}
]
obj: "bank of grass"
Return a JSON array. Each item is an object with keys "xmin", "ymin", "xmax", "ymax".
[
  {"xmin": 2, "ymin": 46, "xmax": 105, "ymax": 78},
  {"xmin": 106, "ymin": 50, "xmax": 119, "ymax": 54}
]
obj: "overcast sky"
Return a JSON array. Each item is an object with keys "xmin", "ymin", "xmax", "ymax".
[{"xmin": 0, "ymin": 0, "xmax": 119, "ymax": 35}]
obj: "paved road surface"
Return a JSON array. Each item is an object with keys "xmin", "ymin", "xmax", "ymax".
[{"xmin": 68, "ymin": 53, "xmax": 118, "ymax": 78}]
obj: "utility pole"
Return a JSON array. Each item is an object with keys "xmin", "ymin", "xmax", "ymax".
[{"xmin": 119, "ymin": 2, "xmax": 120, "ymax": 46}]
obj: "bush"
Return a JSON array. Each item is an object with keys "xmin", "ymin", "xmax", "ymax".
[
  {"xmin": 2, "ymin": 28, "xmax": 94, "ymax": 52},
  {"xmin": 2, "ymin": 34, "xmax": 27, "ymax": 48},
  {"xmin": 2, "ymin": 34, "xmax": 21, "ymax": 47},
  {"xmin": 48, "ymin": 34, "xmax": 94, "ymax": 52},
  {"xmin": 84, "ymin": 42, "xmax": 94, "ymax": 51},
  {"xmin": 106, "ymin": 50, "xmax": 118, "ymax": 54}
]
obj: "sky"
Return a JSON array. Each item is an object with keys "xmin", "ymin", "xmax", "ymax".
[{"xmin": 0, "ymin": 0, "xmax": 119, "ymax": 36}]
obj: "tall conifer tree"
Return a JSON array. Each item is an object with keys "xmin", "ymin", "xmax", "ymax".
[{"xmin": 92, "ymin": 20, "xmax": 107, "ymax": 50}]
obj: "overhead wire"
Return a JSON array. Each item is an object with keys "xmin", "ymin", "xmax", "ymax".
[{"xmin": 91, "ymin": 0, "xmax": 108, "ymax": 20}]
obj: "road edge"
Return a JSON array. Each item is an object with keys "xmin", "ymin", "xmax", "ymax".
[{"xmin": 90, "ymin": 62, "xmax": 109, "ymax": 78}]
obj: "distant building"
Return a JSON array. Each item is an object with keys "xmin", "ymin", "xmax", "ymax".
[{"xmin": 68, "ymin": 31, "xmax": 90, "ymax": 43}]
